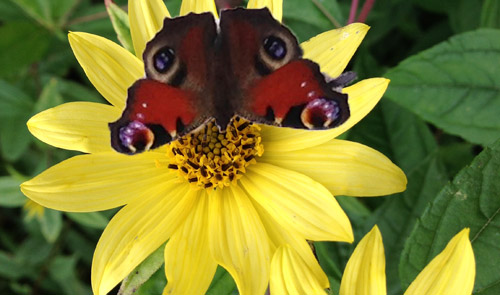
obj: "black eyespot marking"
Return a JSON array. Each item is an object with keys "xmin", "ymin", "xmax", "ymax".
[
  {"xmin": 153, "ymin": 47, "xmax": 175, "ymax": 73},
  {"xmin": 118, "ymin": 120, "xmax": 154, "ymax": 154},
  {"xmin": 302, "ymin": 98, "xmax": 341, "ymax": 129},
  {"xmin": 263, "ymin": 36, "xmax": 287, "ymax": 60}
]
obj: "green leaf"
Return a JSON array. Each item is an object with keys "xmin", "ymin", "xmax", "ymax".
[
  {"xmin": 447, "ymin": 0, "xmax": 482, "ymax": 33},
  {"xmin": 9, "ymin": 0, "xmax": 53, "ymax": 28},
  {"xmin": 206, "ymin": 266, "xmax": 237, "ymax": 295},
  {"xmin": 39, "ymin": 208, "xmax": 62, "ymax": 243},
  {"xmin": 48, "ymin": 255, "xmax": 91, "ymax": 295},
  {"xmin": 106, "ymin": 2, "xmax": 135, "ymax": 54},
  {"xmin": 34, "ymin": 78, "xmax": 64, "ymax": 113},
  {"xmin": 283, "ymin": 0, "xmax": 340, "ymax": 42},
  {"xmin": 0, "ymin": 21, "xmax": 51, "ymax": 77},
  {"xmin": 57, "ymin": 78, "xmax": 104, "ymax": 103},
  {"xmin": 481, "ymin": 0, "xmax": 500, "ymax": 28},
  {"xmin": 68, "ymin": 4, "xmax": 116, "ymax": 40},
  {"xmin": 385, "ymin": 29, "xmax": 500, "ymax": 146},
  {"xmin": 415, "ymin": 0, "xmax": 482, "ymax": 32},
  {"xmin": 400, "ymin": 139, "xmax": 500, "ymax": 294},
  {"xmin": 134, "ymin": 267, "xmax": 167, "ymax": 295},
  {"xmin": 0, "ymin": 0, "xmax": 28, "ymax": 21},
  {"xmin": 119, "ymin": 244, "xmax": 166, "ymax": 295},
  {"xmin": 15, "ymin": 235, "xmax": 52, "ymax": 265},
  {"xmin": 412, "ymin": 0, "xmax": 456, "ymax": 13},
  {"xmin": 0, "ymin": 251, "xmax": 26, "ymax": 279},
  {"xmin": 439, "ymin": 141, "xmax": 476, "ymax": 177},
  {"xmin": 165, "ymin": 0, "xmax": 181, "ymax": 17},
  {"xmin": 48, "ymin": 0, "xmax": 79, "ymax": 27},
  {"xmin": 0, "ymin": 176, "xmax": 26, "ymax": 207},
  {"xmin": 315, "ymin": 241, "xmax": 343, "ymax": 292},
  {"xmin": 65, "ymin": 212, "xmax": 109, "ymax": 229},
  {"xmin": 0, "ymin": 80, "xmax": 33, "ymax": 161},
  {"xmin": 0, "ymin": 80, "xmax": 33, "ymax": 118},
  {"xmin": 0, "ymin": 115, "xmax": 32, "ymax": 162},
  {"xmin": 9, "ymin": 0, "xmax": 78, "ymax": 29}
]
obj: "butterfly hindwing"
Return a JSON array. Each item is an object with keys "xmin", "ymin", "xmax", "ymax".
[
  {"xmin": 248, "ymin": 59, "xmax": 351, "ymax": 129},
  {"xmin": 110, "ymin": 12, "xmax": 217, "ymax": 154}
]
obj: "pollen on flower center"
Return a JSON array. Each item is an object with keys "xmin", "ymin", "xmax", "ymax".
[{"xmin": 167, "ymin": 117, "xmax": 264, "ymax": 189}]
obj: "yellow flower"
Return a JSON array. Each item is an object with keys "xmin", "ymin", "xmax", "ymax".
[
  {"xmin": 20, "ymin": 0, "xmax": 407, "ymax": 294},
  {"xmin": 340, "ymin": 226, "xmax": 475, "ymax": 295}
]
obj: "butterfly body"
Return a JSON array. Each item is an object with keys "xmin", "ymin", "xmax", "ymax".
[{"xmin": 110, "ymin": 8, "xmax": 353, "ymax": 154}]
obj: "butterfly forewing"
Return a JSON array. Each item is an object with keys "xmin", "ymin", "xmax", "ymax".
[{"xmin": 109, "ymin": 12, "xmax": 217, "ymax": 154}]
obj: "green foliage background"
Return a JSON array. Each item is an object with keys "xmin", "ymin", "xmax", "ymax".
[{"xmin": 0, "ymin": 0, "xmax": 499, "ymax": 294}]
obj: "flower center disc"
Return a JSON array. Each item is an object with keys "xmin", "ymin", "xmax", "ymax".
[{"xmin": 167, "ymin": 117, "xmax": 264, "ymax": 189}]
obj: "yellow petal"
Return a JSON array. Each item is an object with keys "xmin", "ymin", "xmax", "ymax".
[
  {"xmin": 302, "ymin": 23, "xmax": 369, "ymax": 78},
  {"xmin": 260, "ymin": 78, "xmax": 389, "ymax": 152},
  {"xmin": 247, "ymin": 0, "xmax": 283, "ymax": 22},
  {"xmin": 92, "ymin": 183, "xmax": 197, "ymax": 295},
  {"xmin": 21, "ymin": 151, "xmax": 173, "ymax": 212},
  {"xmin": 271, "ymin": 245, "xmax": 328, "ymax": 295},
  {"xmin": 208, "ymin": 186, "xmax": 270, "ymax": 295},
  {"xmin": 26, "ymin": 102, "xmax": 120, "ymax": 153},
  {"xmin": 68, "ymin": 32, "xmax": 143, "ymax": 109},
  {"xmin": 404, "ymin": 229, "xmax": 475, "ymax": 295},
  {"xmin": 241, "ymin": 163, "xmax": 353, "ymax": 242},
  {"xmin": 129, "ymin": 0, "xmax": 170, "ymax": 59},
  {"xmin": 261, "ymin": 139, "xmax": 407, "ymax": 197},
  {"xmin": 253, "ymin": 204, "xmax": 329, "ymax": 294},
  {"xmin": 340, "ymin": 226, "xmax": 387, "ymax": 295},
  {"xmin": 179, "ymin": 0, "xmax": 218, "ymax": 18},
  {"xmin": 163, "ymin": 192, "xmax": 217, "ymax": 295},
  {"xmin": 338, "ymin": 78, "xmax": 390, "ymax": 137}
]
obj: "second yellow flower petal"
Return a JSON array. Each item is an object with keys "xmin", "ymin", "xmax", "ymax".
[
  {"xmin": 254, "ymin": 203, "xmax": 330, "ymax": 292},
  {"xmin": 242, "ymin": 163, "xmax": 353, "ymax": 242},
  {"xmin": 26, "ymin": 102, "xmax": 120, "ymax": 153},
  {"xmin": 271, "ymin": 245, "xmax": 328, "ymax": 295},
  {"xmin": 261, "ymin": 139, "xmax": 407, "ymax": 197},
  {"xmin": 180, "ymin": 0, "xmax": 218, "ymax": 17},
  {"xmin": 129, "ymin": 0, "xmax": 170, "ymax": 58},
  {"xmin": 247, "ymin": 0, "xmax": 283, "ymax": 22},
  {"xmin": 68, "ymin": 32, "xmax": 143, "ymax": 109},
  {"xmin": 21, "ymin": 152, "xmax": 173, "ymax": 212},
  {"xmin": 208, "ymin": 186, "xmax": 270, "ymax": 295},
  {"xmin": 404, "ymin": 229, "xmax": 475, "ymax": 295},
  {"xmin": 92, "ymin": 184, "xmax": 197, "ymax": 295},
  {"xmin": 163, "ymin": 192, "xmax": 217, "ymax": 295},
  {"xmin": 302, "ymin": 23, "xmax": 369, "ymax": 78},
  {"xmin": 340, "ymin": 226, "xmax": 387, "ymax": 295}
]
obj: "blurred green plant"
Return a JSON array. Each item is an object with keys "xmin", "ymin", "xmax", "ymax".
[{"xmin": 0, "ymin": 0, "xmax": 499, "ymax": 294}]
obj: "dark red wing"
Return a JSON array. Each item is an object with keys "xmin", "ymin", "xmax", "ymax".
[
  {"xmin": 110, "ymin": 12, "xmax": 217, "ymax": 154},
  {"xmin": 109, "ymin": 79, "xmax": 200, "ymax": 154}
]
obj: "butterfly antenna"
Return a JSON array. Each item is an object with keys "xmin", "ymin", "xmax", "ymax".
[{"xmin": 328, "ymin": 71, "xmax": 357, "ymax": 89}]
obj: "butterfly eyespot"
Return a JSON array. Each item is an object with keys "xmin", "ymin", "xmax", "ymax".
[
  {"xmin": 263, "ymin": 36, "xmax": 287, "ymax": 60},
  {"xmin": 153, "ymin": 47, "xmax": 175, "ymax": 73},
  {"xmin": 301, "ymin": 98, "xmax": 341, "ymax": 129},
  {"xmin": 119, "ymin": 121, "xmax": 155, "ymax": 153}
]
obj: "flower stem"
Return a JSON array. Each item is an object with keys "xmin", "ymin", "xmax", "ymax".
[
  {"xmin": 347, "ymin": 0, "xmax": 359, "ymax": 24},
  {"xmin": 357, "ymin": 0, "xmax": 376, "ymax": 23}
]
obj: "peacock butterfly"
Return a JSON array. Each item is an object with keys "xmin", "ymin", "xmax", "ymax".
[{"xmin": 109, "ymin": 7, "xmax": 355, "ymax": 154}]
